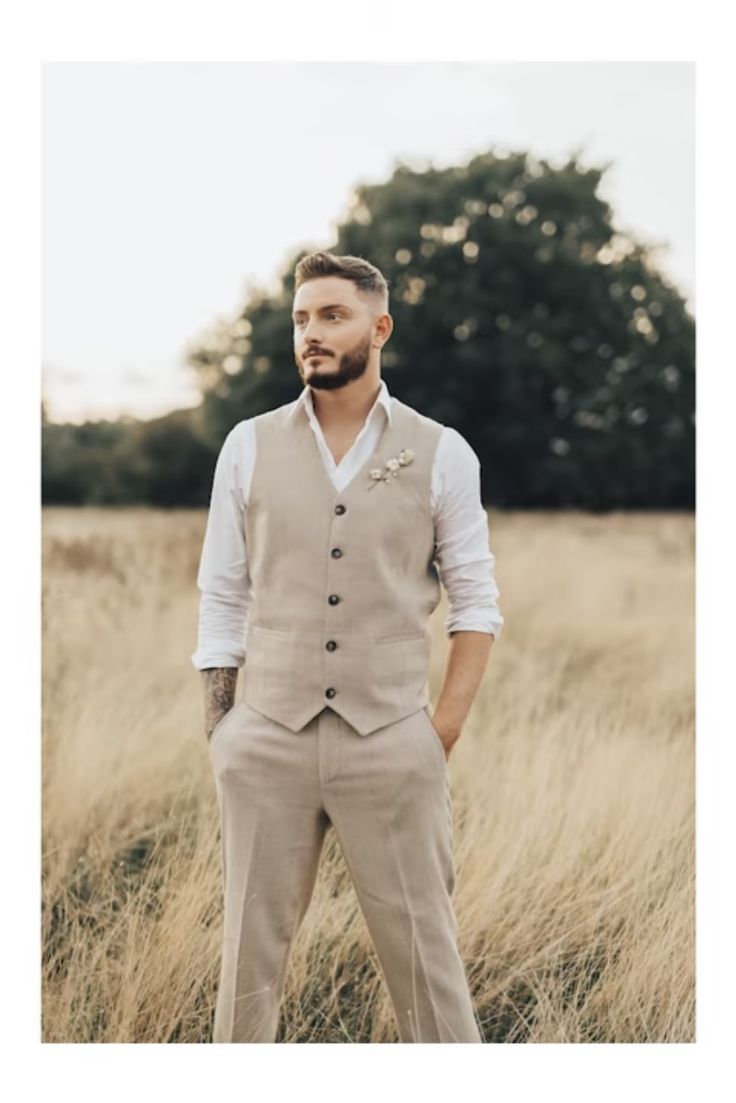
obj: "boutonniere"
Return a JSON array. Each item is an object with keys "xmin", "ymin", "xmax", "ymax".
[{"xmin": 368, "ymin": 448, "xmax": 415, "ymax": 489}]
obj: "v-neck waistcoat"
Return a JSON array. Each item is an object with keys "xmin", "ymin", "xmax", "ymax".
[{"xmin": 241, "ymin": 396, "xmax": 444, "ymax": 735}]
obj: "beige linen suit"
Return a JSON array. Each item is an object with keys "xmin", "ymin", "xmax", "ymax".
[{"xmin": 208, "ymin": 397, "xmax": 483, "ymax": 1043}]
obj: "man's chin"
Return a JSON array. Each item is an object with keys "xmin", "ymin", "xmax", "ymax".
[
  {"xmin": 303, "ymin": 362, "xmax": 339, "ymax": 384},
  {"xmin": 308, "ymin": 374, "xmax": 347, "ymax": 391}
]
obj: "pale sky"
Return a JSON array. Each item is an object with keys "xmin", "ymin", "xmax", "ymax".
[{"xmin": 42, "ymin": 61, "xmax": 694, "ymax": 423}]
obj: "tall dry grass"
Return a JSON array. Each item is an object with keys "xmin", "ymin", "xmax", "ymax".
[{"xmin": 41, "ymin": 507, "xmax": 694, "ymax": 1042}]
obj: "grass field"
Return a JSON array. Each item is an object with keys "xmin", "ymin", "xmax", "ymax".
[{"xmin": 41, "ymin": 507, "xmax": 695, "ymax": 1042}]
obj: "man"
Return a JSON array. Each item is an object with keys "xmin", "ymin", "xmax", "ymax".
[{"xmin": 191, "ymin": 251, "xmax": 504, "ymax": 1043}]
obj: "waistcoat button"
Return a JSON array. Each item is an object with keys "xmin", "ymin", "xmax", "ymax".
[
  {"xmin": 331, "ymin": 547, "xmax": 343, "ymax": 558},
  {"xmin": 325, "ymin": 687, "xmax": 336, "ymax": 698},
  {"xmin": 325, "ymin": 640, "xmax": 337, "ymax": 651},
  {"xmin": 328, "ymin": 594, "xmax": 340, "ymax": 605},
  {"xmin": 334, "ymin": 504, "xmax": 346, "ymax": 514}
]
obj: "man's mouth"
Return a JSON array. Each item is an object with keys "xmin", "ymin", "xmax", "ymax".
[{"xmin": 305, "ymin": 350, "xmax": 329, "ymax": 359}]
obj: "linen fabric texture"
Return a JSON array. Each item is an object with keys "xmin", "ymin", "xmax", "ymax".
[
  {"xmin": 207, "ymin": 393, "xmax": 484, "ymax": 1043},
  {"xmin": 209, "ymin": 701, "xmax": 483, "ymax": 1043},
  {"xmin": 241, "ymin": 397, "xmax": 444, "ymax": 735}
]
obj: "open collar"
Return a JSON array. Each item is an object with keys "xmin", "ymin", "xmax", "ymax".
[{"xmin": 286, "ymin": 377, "xmax": 393, "ymax": 428}]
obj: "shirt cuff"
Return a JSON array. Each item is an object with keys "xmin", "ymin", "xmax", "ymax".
[
  {"xmin": 445, "ymin": 615, "xmax": 503, "ymax": 640},
  {"xmin": 190, "ymin": 643, "xmax": 246, "ymax": 670}
]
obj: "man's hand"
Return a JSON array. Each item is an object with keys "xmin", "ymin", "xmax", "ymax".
[
  {"xmin": 428, "ymin": 710, "xmax": 461, "ymax": 760},
  {"xmin": 432, "ymin": 630, "xmax": 495, "ymax": 758},
  {"xmin": 202, "ymin": 667, "xmax": 239, "ymax": 742}
]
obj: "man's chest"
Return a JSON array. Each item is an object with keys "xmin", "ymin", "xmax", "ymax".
[{"xmin": 320, "ymin": 426, "xmax": 364, "ymax": 468}]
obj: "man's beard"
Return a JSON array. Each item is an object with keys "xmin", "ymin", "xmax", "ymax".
[{"xmin": 296, "ymin": 332, "xmax": 372, "ymax": 391}]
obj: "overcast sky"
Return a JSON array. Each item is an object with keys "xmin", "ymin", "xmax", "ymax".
[{"xmin": 42, "ymin": 61, "xmax": 694, "ymax": 423}]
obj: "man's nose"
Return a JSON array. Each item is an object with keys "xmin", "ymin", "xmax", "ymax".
[{"xmin": 303, "ymin": 324, "xmax": 325, "ymax": 346}]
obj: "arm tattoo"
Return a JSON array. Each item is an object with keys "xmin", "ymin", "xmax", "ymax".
[{"xmin": 201, "ymin": 667, "xmax": 239, "ymax": 740}]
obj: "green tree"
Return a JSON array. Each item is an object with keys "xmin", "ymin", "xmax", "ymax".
[
  {"xmin": 41, "ymin": 410, "xmax": 214, "ymax": 507},
  {"xmin": 187, "ymin": 147, "xmax": 694, "ymax": 510},
  {"xmin": 132, "ymin": 410, "xmax": 216, "ymax": 507}
]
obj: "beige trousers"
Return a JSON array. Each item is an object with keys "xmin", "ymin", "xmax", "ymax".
[{"xmin": 208, "ymin": 700, "xmax": 483, "ymax": 1043}]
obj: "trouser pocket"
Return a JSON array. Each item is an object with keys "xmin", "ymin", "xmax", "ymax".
[{"xmin": 422, "ymin": 705, "xmax": 448, "ymax": 768}]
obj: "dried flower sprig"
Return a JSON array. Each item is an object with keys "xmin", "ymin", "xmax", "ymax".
[{"xmin": 368, "ymin": 448, "xmax": 415, "ymax": 489}]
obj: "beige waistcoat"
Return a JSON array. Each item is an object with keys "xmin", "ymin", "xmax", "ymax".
[{"xmin": 241, "ymin": 396, "xmax": 444, "ymax": 736}]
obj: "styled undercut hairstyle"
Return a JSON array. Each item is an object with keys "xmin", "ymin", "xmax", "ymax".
[{"xmin": 294, "ymin": 251, "xmax": 390, "ymax": 317}]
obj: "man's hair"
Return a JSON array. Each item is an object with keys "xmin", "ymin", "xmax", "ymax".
[{"xmin": 293, "ymin": 251, "xmax": 389, "ymax": 317}]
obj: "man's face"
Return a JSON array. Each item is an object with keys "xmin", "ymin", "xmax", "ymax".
[{"xmin": 292, "ymin": 276, "xmax": 376, "ymax": 391}]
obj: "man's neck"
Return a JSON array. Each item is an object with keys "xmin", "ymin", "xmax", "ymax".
[{"xmin": 310, "ymin": 378, "xmax": 382, "ymax": 430}]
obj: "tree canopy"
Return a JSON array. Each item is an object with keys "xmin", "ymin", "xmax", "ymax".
[{"xmin": 43, "ymin": 147, "xmax": 694, "ymax": 510}]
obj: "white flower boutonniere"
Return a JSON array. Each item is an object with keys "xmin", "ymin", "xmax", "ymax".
[{"xmin": 368, "ymin": 448, "xmax": 415, "ymax": 489}]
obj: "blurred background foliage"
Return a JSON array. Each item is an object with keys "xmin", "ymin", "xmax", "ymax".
[{"xmin": 42, "ymin": 148, "xmax": 694, "ymax": 509}]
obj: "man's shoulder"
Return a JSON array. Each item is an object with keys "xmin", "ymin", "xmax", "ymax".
[
  {"xmin": 225, "ymin": 399, "xmax": 297, "ymax": 440},
  {"xmin": 392, "ymin": 401, "xmax": 479, "ymax": 467}
]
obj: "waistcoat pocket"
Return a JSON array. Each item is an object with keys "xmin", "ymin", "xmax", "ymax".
[{"xmin": 373, "ymin": 631, "xmax": 426, "ymax": 645}]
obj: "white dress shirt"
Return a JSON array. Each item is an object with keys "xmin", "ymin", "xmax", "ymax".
[{"xmin": 191, "ymin": 379, "xmax": 504, "ymax": 669}]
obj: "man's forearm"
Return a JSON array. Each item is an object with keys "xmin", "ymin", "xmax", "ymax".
[
  {"xmin": 432, "ymin": 631, "xmax": 494, "ymax": 744},
  {"xmin": 201, "ymin": 667, "xmax": 239, "ymax": 740}
]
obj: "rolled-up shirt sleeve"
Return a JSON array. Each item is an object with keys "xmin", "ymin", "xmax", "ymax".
[
  {"xmin": 433, "ymin": 428, "xmax": 504, "ymax": 641},
  {"xmin": 190, "ymin": 426, "xmax": 252, "ymax": 669}
]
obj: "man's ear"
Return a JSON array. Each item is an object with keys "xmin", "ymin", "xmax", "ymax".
[{"xmin": 374, "ymin": 313, "xmax": 394, "ymax": 348}]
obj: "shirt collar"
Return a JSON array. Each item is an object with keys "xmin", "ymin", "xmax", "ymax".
[{"xmin": 286, "ymin": 377, "xmax": 393, "ymax": 427}]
